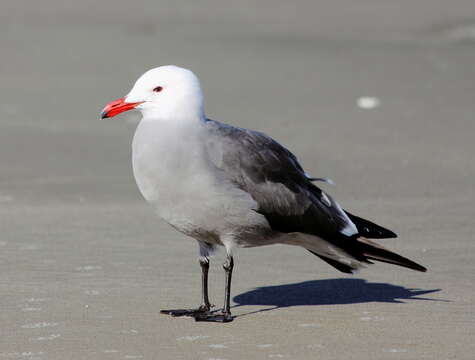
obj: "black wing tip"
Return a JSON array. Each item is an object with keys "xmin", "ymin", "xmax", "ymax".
[
  {"xmin": 308, "ymin": 247, "xmax": 427, "ymax": 273},
  {"xmin": 363, "ymin": 249, "xmax": 428, "ymax": 272},
  {"xmin": 381, "ymin": 229, "xmax": 398, "ymax": 239},
  {"xmin": 411, "ymin": 262, "xmax": 428, "ymax": 272},
  {"xmin": 345, "ymin": 210, "xmax": 398, "ymax": 239},
  {"xmin": 360, "ymin": 228, "xmax": 398, "ymax": 239},
  {"xmin": 392, "ymin": 258, "xmax": 427, "ymax": 272}
]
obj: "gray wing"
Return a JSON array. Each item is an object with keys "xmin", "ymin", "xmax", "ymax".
[
  {"xmin": 202, "ymin": 120, "xmax": 429, "ymax": 274},
  {"xmin": 203, "ymin": 119, "xmax": 358, "ymax": 239}
]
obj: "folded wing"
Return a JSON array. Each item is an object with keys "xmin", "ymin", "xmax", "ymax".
[{"xmin": 204, "ymin": 119, "xmax": 426, "ymax": 273}]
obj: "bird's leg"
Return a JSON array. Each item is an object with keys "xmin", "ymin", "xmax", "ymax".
[
  {"xmin": 199, "ymin": 257, "xmax": 212, "ymax": 311},
  {"xmin": 223, "ymin": 255, "xmax": 234, "ymax": 316},
  {"xmin": 195, "ymin": 255, "xmax": 234, "ymax": 323},
  {"xmin": 160, "ymin": 258, "xmax": 213, "ymax": 317}
]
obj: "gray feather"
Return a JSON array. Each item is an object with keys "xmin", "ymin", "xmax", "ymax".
[{"xmin": 204, "ymin": 119, "xmax": 357, "ymax": 238}]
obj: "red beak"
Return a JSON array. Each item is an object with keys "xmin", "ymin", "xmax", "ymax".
[{"xmin": 100, "ymin": 97, "xmax": 144, "ymax": 119}]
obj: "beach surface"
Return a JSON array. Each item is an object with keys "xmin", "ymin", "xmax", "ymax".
[{"xmin": 1, "ymin": 1, "xmax": 474, "ymax": 359}]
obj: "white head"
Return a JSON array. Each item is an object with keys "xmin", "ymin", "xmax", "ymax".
[{"xmin": 101, "ymin": 65, "xmax": 204, "ymax": 121}]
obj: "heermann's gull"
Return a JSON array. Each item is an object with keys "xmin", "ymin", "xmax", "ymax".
[{"xmin": 101, "ymin": 65, "xmax": 426, "ymax": 323}]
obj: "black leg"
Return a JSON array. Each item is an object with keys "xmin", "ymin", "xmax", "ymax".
[
  {"xmin": 160, "ymin": 258, "xmax": 213, "ymax": 317},
  {"xmin": 200, "ymin": 258, "xmax": 211, "ymax": 310},
  {"xmin": 195, "ymin": 255, "xmax": 234, "ymax": 323},
  {"xmin": 223, "ymin": 255, "xmax": 233, "ymax": 315}
]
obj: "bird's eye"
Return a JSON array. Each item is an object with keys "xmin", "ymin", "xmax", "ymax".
[{"xmin": 153, "ymin": 86, "xmax": 163, "ymax": 93}]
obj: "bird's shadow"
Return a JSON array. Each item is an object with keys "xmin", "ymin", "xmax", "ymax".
[{"xmin": 232, "ymin": 278, "xmax": 441, "ymax": 317}]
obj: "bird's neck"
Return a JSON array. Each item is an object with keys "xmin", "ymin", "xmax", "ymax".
[
  {"xmin": 140, "ymin": 94, "xmax": 205, "ymax": 123},
  {"xmin": 142, "ymin": 108, "xmax": 204, "ymax": 122},
  {"xmin": 134, "ymin": 111, "xmax": 206, "ymax": 149}
]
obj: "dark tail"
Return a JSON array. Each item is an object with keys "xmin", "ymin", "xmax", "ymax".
[
  {"xmin": 307, "ymin": 212, "xmax": 426, "ymax": 273},
  {"xmin": 348, "ymin": 211, "xmax": 426, "ymax": 271},
  {"xmin": 308, "ymin": 236, "xmax": 426, "ymax": 273},
  {"xmin": 355, "ymin": 237, "xmax": 427, "ymax": 272}
]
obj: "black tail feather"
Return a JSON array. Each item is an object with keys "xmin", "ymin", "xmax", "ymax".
[
  {"xmin": 357, "ymin": 238, "xmax": 427, "ymax": 272},
  {"xmin": 307, "ymin": 237, "xmax": 427, "ymax": 273}
]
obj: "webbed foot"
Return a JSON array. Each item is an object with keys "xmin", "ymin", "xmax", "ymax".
[
  {"xmin": 194, "ymin": 311, "xmax": 233, "ymax": 323},
  {"xmin": 160, "ymin": 305, "xmax": 211, "ymax": 317}
]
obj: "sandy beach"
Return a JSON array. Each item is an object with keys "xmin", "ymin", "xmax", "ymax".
[{"xmin": 1, "ymin": 1, "xmax": 474, "ymax": 359}]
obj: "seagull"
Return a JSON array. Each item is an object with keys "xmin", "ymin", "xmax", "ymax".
[{"xmin": 101, "ymin": 65, "xmax": 426, "ymax": 322}]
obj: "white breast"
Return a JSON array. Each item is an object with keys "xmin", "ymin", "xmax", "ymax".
[{"xmin": 131, "ymin": 119, "xmax": 262, "ymax": 240}]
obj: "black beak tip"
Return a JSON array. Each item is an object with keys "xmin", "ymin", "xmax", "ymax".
[{"xmin": 100, "ymin": 111, "xmax": 109, "ymax": 120}]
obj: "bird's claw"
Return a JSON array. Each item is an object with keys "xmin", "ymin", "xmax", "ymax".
[
  {"xmin": 194, "ymin": 311, "xmax": 233, "ymax": 323},
  {"xmin": 160, "ymin": 305, "xmax": 212, "ymax": 317}
]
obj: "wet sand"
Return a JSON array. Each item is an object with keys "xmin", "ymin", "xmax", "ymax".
[{"xmin": 1, "ymin": 1, "xmax": 475, "ymax": 359}]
